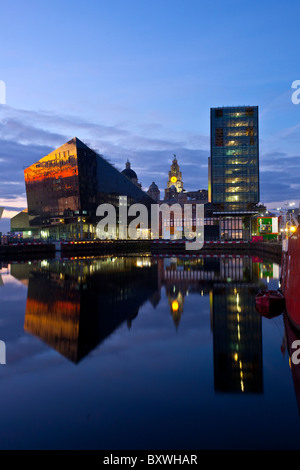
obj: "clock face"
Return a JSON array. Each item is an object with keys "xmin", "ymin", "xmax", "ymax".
[{"xmin": 171, "ymin": 176, "xmax": 177, "ymax": 183}]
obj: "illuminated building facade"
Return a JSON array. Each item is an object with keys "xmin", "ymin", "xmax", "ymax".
[
  {"xmin": 10, "ymin": 209, "xmax": 39, "ymax": 238},
  {"xmin": 208, "ymin": 106, "xmax": 260, "ymax": 239},
  {"xmin": 160, "ymin": 155, "xmax": 211, "ymax": 240},
  {"xmin": 24, "ymin": 138, "xmax": 154, "ymax": 240},
  {"xmin": 209, "ymin": 106, "xmax": 259, "ymax": 211},
  {"xmin": 164, "ymin": 155, "xmax": 184, "ymax": 202},
  {"xmin": 185, "ymin": 189, "xmax": 208, "ymax": 203}
]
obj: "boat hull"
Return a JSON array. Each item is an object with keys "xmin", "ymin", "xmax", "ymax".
[
  {"xmin": 281, "ymin": 229, "xmax": 300, "ymax": 330},
  {"xmin": 255, "ymin": 290, "xmax": 285, "ymax": 318}
]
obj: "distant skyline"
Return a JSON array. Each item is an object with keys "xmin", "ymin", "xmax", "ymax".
[{"xmin": 1, "ymin": 0, "xmax": 300, "ymax": 232}]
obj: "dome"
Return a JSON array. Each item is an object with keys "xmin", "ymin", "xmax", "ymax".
[
  {"xmin": 122, "ymin": 160, "xmax": 138, "ymax": 181},
  {"xmin": 149, "ymin": 181, "xmax": 159, "ymax": 190},
  {"xmin": 122, "ymin": 168, "xmax": 138, "ymax": 180}
]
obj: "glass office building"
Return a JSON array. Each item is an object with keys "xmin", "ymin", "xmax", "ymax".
[
  {"xmin": 24, "ymin": 137, "xmax": 154, "ymax": 240},
  {"xmin": 208, "ymin": 106, "xmax": 260, "ymax": 239},
  {"xmin": 209, "ymin": 106, "xmax": 259, "ymax": 212}
]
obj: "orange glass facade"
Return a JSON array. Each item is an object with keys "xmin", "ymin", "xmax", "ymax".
[
  {"xmin": 24, "ymin": 138, "xmax": 97, "ymax": 227},
  {"xmin": 24, "ymin": 137, "xmax": 154, "ymax": 239}
]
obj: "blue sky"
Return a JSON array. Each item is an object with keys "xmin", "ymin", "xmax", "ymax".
[{"xmin": 0, "ymin": 0, "xmax": 300, "ymax": 232}]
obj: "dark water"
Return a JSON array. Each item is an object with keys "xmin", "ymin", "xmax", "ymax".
[{"xmin": 0, "ymin": 253, "xmax": 299, "ymax": 450}]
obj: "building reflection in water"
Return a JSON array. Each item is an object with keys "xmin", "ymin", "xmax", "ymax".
[
  {"xmin": 212, "ymin": 277, "xmax": 263, "ymax": 394},
  {"xmin": 11, "ymin": 256, "xmax": 159, "ymax": 363},
  {"xmin": 158, "ymin": 255, "xmax": 265, "ymax": 394},
  {"xmin": 8, "ymin": 254, "xmax": 287, "ymax": 399},
  {"xmin": 161, "ymin": 256, "xmax": 219, "ymax": 328}
]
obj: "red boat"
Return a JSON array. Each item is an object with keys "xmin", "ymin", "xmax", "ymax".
[
  {"xmin": 281, "ymin": 227, "xmax": 300, "ymax": 330},
  {"xmin": 282, "ymin": 311, "xmax": 300, "ymax": 413},
  {"xmin": 255, "ymin": 289, "xmax": 285, "ymax": 318}
]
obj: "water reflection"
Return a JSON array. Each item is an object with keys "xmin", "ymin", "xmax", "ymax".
[
  {"xmin": 212, "ymin": 283, "xmax": 263, "ymax": 393},
  {"xmin": 2, "ymin": 252, "xmax": 300, "ymax": 449},
  {"xmin": 6, "ymin": 254, "xmax": 273, "ymax": 396},
  {"xmin": 11, "ymin": 257, "xmax": 159, "ymax": 363},
  {"xmin": 162, "ymin": 256, "xmax": 266, "ymax": 393}
]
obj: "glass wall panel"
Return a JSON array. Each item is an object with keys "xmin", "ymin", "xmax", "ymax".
[{"xmin": 210, "ymin": 106, "xmax": 259, "ymax": 212}]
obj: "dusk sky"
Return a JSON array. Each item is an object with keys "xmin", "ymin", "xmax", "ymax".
[{"xmin": 0, "ymin": 0, "xmax": 300, "ymax": 232}]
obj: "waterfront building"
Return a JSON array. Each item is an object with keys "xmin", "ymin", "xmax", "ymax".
[
  {"xmin": 209, "ymin": 106, "xmax": 260, "ymax": 239},
  {"xmin": 185, "ymin": 189, "xmax": 208, "ymax": 203},
  {"xmin": 159, "ymin": 155, "xmax": 212, "ymax": 240},
  {"xmin": 10, "ymin": 209, "xmax": 38, "ymax": 238},
  {"xmin": 164, "ymin": 155, "xmax": 184, "ymax": 202},
  {"xmin": 147, "ymin": 182, "xmax": 160, "ymax": 202},
  {"xmin": 23, "ymin": 137, "xmax": 155, "ymax": 240},
  {"xmin": 121, "ymin": 160, "xmax": 142, "ymax": 188},
  {"xmin": 278, "ymin": 205, "xmax": 300, "ymax": 235}
]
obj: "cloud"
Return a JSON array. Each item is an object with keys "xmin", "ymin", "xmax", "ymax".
[
  {"xmin": 0, "ymin": 104, "xmax": 211, "ymax": 232},
  {"xmin": 0, "ymin": 104, "xmax": 210, "ymax": 193},
  {"xmin": 0, "ymin": 105, "xmax": 130, "ymax": 145},
  {"xmin": 0, "ymin": 139, "xmax": 53, "ymax": 198},
  {"xmin": 0, "ymin": 103, "xmax": 300, "ymax": 233},
  {"xmin": 259, "ymin": 151, "xmax": 300, "ymax": 203}
]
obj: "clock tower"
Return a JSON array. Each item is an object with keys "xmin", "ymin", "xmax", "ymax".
[{"xmin": 164, "ymin": 155, "xmax": 184, "ymax": 200}]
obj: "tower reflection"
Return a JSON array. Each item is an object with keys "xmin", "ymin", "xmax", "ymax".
[
  {"xmin": 8, "ymin": 254, "xmax": 280, "ymax": 399},
  {"xmin": 157, "ymin": 255, "xmax": 265, "ymax": 393},
  {"xmin": 212, "ymin": 281, "xmax": 263, "ymax": 394}
]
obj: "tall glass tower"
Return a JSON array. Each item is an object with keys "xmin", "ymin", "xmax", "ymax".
[{"xmin": 209, "ymin": 106, "xmax": 259, "ymax": 213}]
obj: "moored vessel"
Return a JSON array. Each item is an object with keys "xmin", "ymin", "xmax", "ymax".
[
  {"xmin": 280, "ymin": 226, "xmax": 300, "ymax": 330},
  {"xmin": 255, "ymin": 289, "xmax": 285, "ymax": 318}
]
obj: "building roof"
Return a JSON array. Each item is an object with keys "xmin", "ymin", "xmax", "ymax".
[
  {"xmin": 121, "ymin": 160, "xmax": 138, "ymax": 180},
  {"xmin": 122, "ymin": 168, "xmax": 138, "ymax": 180}
]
